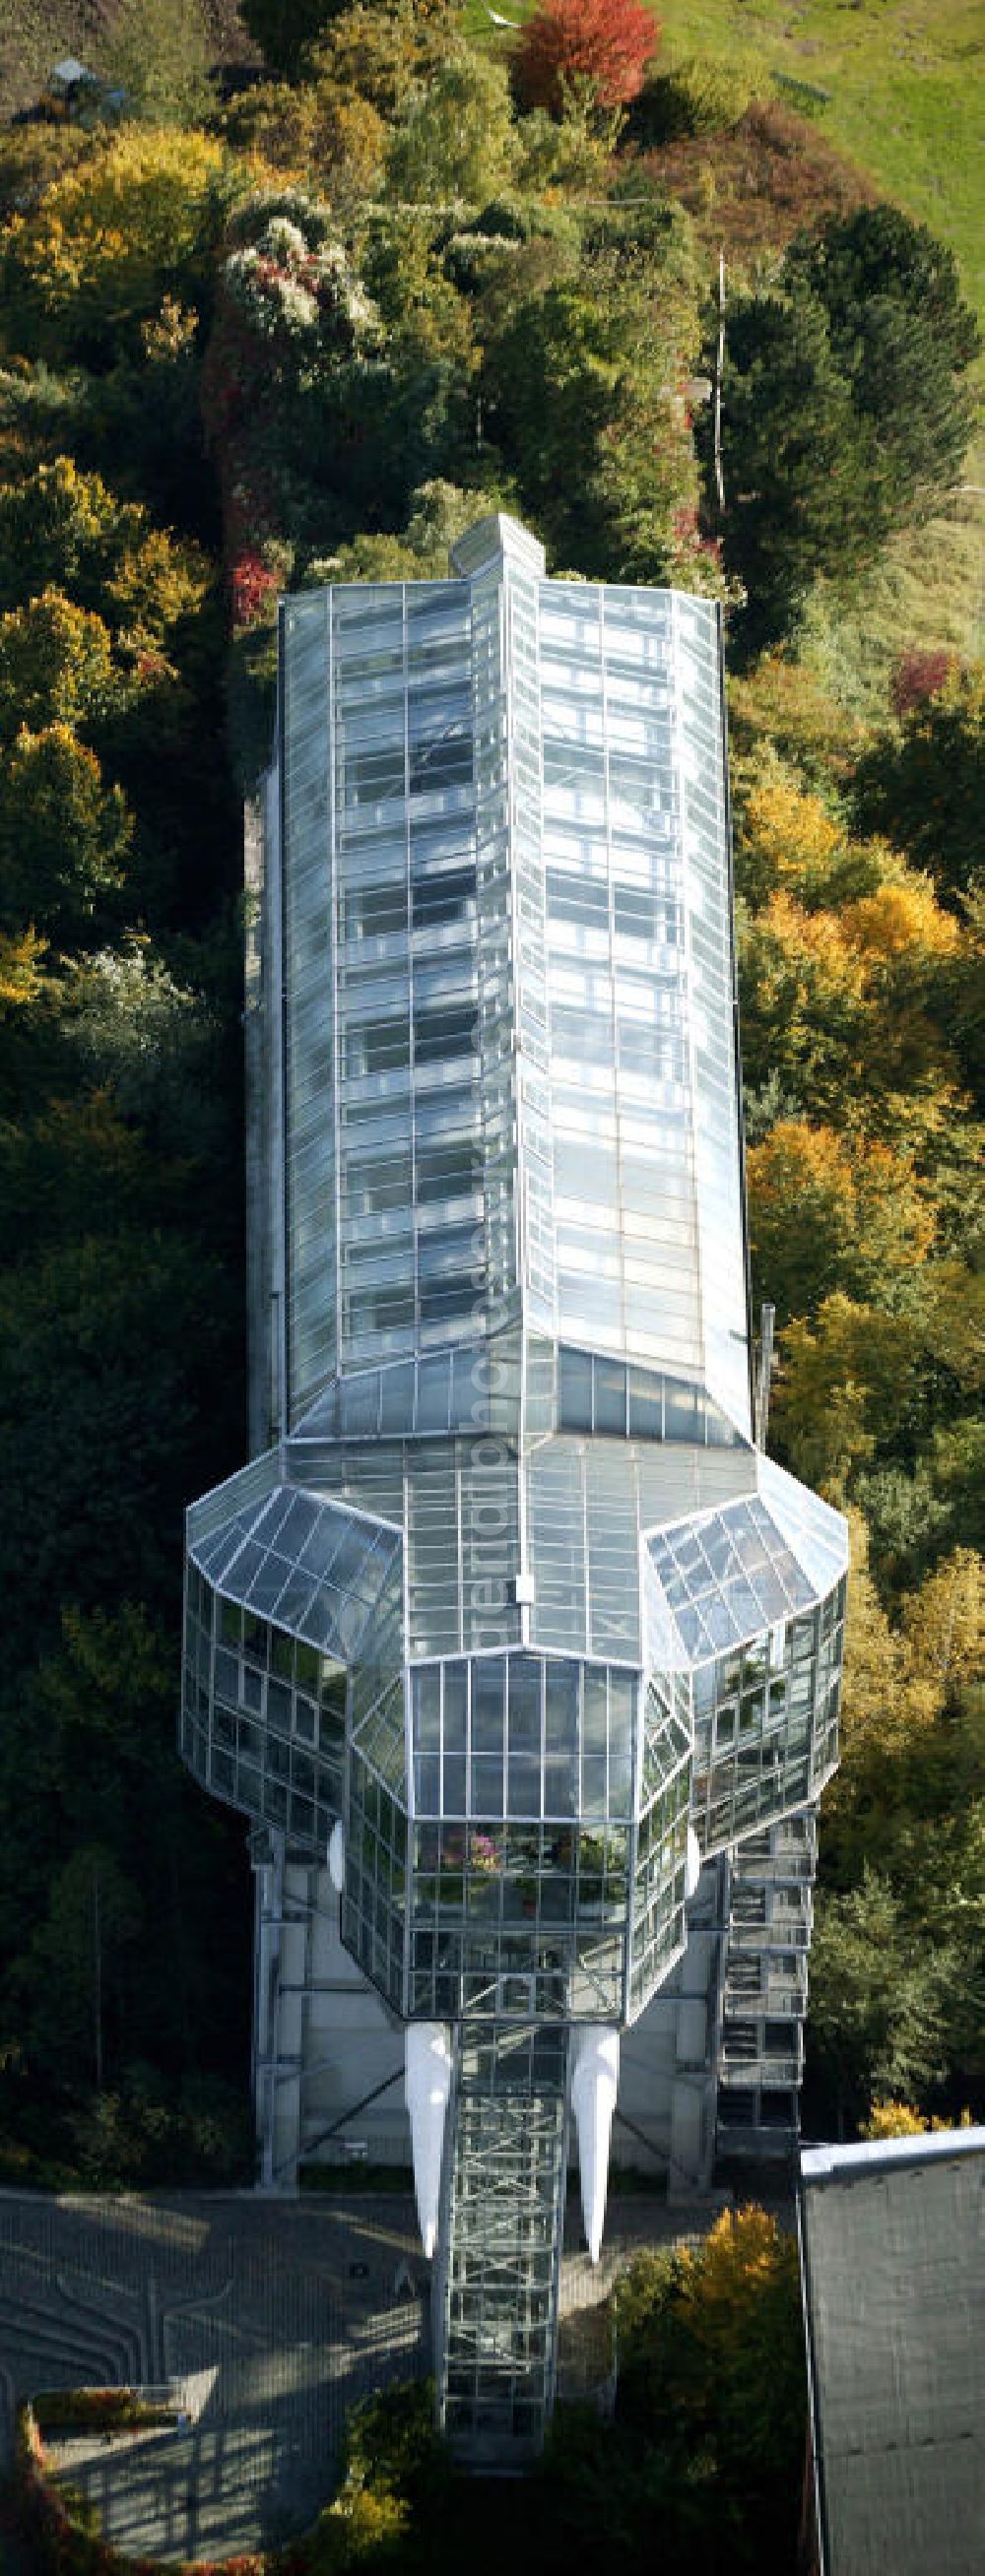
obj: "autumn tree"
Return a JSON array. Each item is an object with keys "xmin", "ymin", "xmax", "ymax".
[
  {"xmin": 0, "ymin": 929, "xmax": 46, "ymax": 1014},
  {"xmin": 738, "ymin": 863, "xmax": 960, "ymax": 1116},
  {"xmin": 512, "ymin": 0, "xmax": 660, "ymax": 117},
  {"xmin": 0, "ymin": 128, "xmax": 228, "ymax": 366},
  {"xmin": 900, "ymin": 1547, "xmax": 985, "ymax": 1698},
  {"xmin": 616, "ymin": 2209, "xmax": 807, "ymax": 2565},
  {"xmin": 0, "ymin": 456, "xmax": 136, "ymax": 618},
  {"xmin": 747, "ymin": 1118, "xmax": 934, "ymax": 1324},
  {"xmin": 727, "ymin": 653, "xmax": 866, "ymax": 794},
  {"xmin": 820, "ymin": 1515, "xmax": 942, "ymax": 1875},
  {"xmin": 241, "ymin": 0, "xmax": 453, "ymax": 86},
  {"xmin": 803, "ymin": 1519, "xmax": 985, "ymax": 2135},
  {"xmin": 0, "ymin": 123, "xmax": 95, "ymax": 227},
  {"xmin": 0, "ymin": 459, "xmax": 213, "ymax": 659},
  {"xmin": 735, "ymin": 769, "xmax": 880, "ymax": 911},
  {"xmin": 770, "ymin": 1293, "xmax": 922, "ymax": 1497},
  {"xmin": 738, "ymin": 890, "xmax": 867, "ymax": 1115},
  {"xmin": 862, "ymin": 2101, "xmax": 974, "ymax": 2139},
  {"xmin": 0, "ymin": 726, "xmax": 132, "ymax": 946},
  {"xmin": 219, "ymin": 77, "xmax": 388, "ymax": 199},
  {"xmin": 0, "ymin": 590, "xmax": 121, "ymax": 745}
]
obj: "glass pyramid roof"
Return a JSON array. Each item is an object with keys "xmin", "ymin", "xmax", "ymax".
[
  {"xmin": 643, "ymin": 1458, "xmax": 848, "ymax": 1670},
  {"xmin": 189, "ymin": 1482, "xmax": 401, "ymax": 1661}
]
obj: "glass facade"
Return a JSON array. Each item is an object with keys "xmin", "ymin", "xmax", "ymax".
[
  {"xmin": 536, "ymin": 581, "xmax": 749, "ymax": 1430},
  {"xmin": 181, "ymin": 514, "xmax": 849, "ymax": 2467}
]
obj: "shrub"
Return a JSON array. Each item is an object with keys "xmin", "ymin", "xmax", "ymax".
[
  {"xmin": 890, "ymin": 646, "xmax": 956, "ymax": 719},
  {"xmin": 633, "ymin": 53, "xmax": 758, "ymax": 145},
  {"xmin": 245, "ymin": 0, "xmax": 454, "ymax": 86},
  {"xmin": 637, "ymin": 100, "xmax": 877, "ymax": 272},
  {"xmin": 306, "ymin": 2, "xmax": 455, "ymax": 122},
  {"xmin": 33, "ymin": 2388, "xmax": 172, "ymax": 2434},
  {"xmin": 385, "ymin": 52, "xmax": 518, "ymax": 204},
  {"xmin": 219, "ymin": 81, "xmax": 387, "ymax": 198},
  {"xmin": 0, "ymin": 124, "xmax": 96, "ymax": 225},
  {"xmin": 339, "ymin": 2378, "xmax": 449, "ymax": 2512},
  {"xmin": 512, "ymin": 0, "xmax": 659, "ymax": 118}
]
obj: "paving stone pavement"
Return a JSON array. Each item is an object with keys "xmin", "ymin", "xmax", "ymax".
[
  {"xmin": 0, "ymin": 2183, "xmax": 794, "ymax": 2558},
  {"xmin": 0, "ymin": 2191, "xmax": 427, "ymax": 2558}
]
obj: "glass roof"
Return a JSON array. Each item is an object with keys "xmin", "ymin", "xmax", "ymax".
[
  {"xmin": 757, "ymin": 1451, "xmax": 850, "ymax": 1600},
  {"xmin": 187, "ymin": 1436, "xmax": 845, "ymax": 1682},
  {"xmin": 643, "ymin": 1467, "xmax": 848, "ymax": 1670},
  {"xmin": 189, "ymin": 1482, "xmax": 401, "ymax": 1662}
]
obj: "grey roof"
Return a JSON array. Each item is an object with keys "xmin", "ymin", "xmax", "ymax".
[
  {"xmin": 802, "ymin": 2127, "xmax": 985, "ymax": 2182},
  {"xmin": 799, "ymin": 2130, "xmax": 985, "ymax": 2575}
]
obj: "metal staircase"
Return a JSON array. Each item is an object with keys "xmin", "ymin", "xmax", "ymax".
[{"xmin": 436, "ymin": 2021, "xmax": 569, "ymax": 2468}]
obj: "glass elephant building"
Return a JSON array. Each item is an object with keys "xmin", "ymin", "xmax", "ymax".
[{"xmin": 181, "ymin": 515, "xmax": 848, "ymax": 2463}]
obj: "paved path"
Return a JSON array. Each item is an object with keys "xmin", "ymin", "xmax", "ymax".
[
  {"xmin": 0, "ymin": 2191, "xmax": 427, "ymax": 2557},
  {"xmin": 0, "ymin": 2183, "xmax": 793, "ymax": 2558}
]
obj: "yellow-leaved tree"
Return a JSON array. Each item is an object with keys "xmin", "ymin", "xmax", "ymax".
[
  {"xmin": 739, "ymin": 813, "xmax": 963, "ymax": 1108},
  {"xmin": 900, "ymin": 1548, "xmax": 985, "ymax": 1696},
  {"xmin": 0, "ymin": 928, "xmax": 46, "ymax": 1010},
  {"xmin": 819, "ymin": 1512, "xmax": 942, "ymax": 1875},
  {"xmin": 862, "ymin": 2101, "xmax": 974, "ymax": 2140},
  {"xmin": 748, "ymin": 1116, "xmax": 935, "ymax": 1323},
  {"xmin": 738, "ymin": 770, "xmax": 853, "ymax": 909},
  {"xmin": 0, "ymin": 457, "xmax": 211, "ymax": 653},
  {"xmin": 616, "ymin": 2208, "xmax": 806, "ymax": 2558},
  {"xmin": 0, "ymin": 591, "xmax": 122, "ymax": 744},
  {"xmin": 0, "ymin": 130, "xmax": 227, "ymax": 364},
  {"xmin": 770, "ymin": 1292, "xmax": 922, "ymax": 1498},
  {"xmin": 0, "ymin": 725, "xmax": 133, "ymax": 945}
]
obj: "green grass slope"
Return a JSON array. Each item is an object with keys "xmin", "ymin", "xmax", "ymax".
[{"xmin": 658, "ymin": 0, "xmax": 984, "ymax": 329}]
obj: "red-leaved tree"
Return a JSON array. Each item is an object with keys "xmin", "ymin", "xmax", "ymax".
[
  {"xmin": 890, "ymin": 646, "xmax": 955, "ymax": 720},
  {"xmin": 513, "ymin": 0, "xmax": 659, "ymax": 116}
]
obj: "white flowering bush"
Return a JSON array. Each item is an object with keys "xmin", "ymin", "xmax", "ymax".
[
  {"xmin": 222, "ymin": 209, "xmax": 382, "ymax": 374},
  {"xmin": 202, "ymin": 189, "xmax": 389, "ymax": 612}
]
